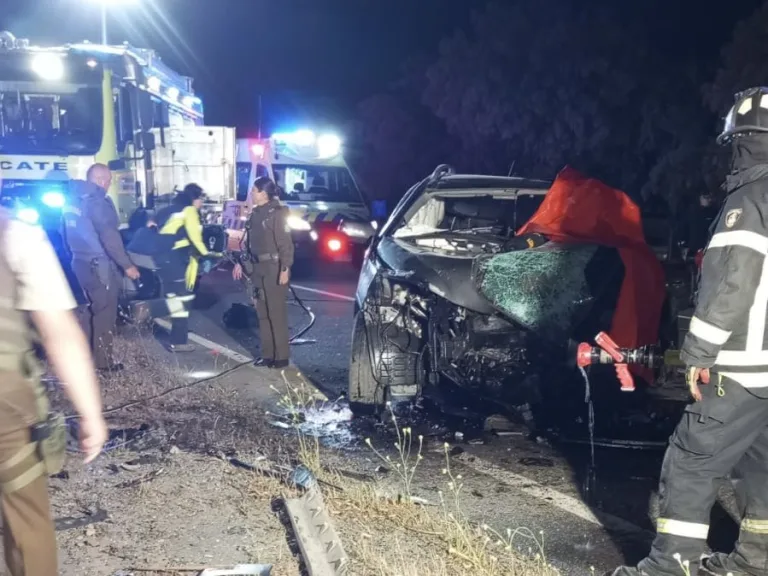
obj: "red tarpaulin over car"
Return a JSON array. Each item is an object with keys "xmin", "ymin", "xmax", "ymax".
[{"xmin": 517, "ymin": 166, "xmax": 666, "ymax": 350}]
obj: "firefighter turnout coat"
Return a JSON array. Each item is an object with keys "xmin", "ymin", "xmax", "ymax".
[{"xmin": 682, "ymin": 156, "xmax": 768, "ymax": 377}]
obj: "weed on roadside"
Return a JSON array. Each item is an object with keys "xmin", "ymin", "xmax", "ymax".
[
  {"xmin": 269, "ymin": 369, "xmax": 322, "ymax": 473},
  {"xmin": 325, "ymin": 405, "xmax": 560, "ymax": 575},
  {"xmin": 365, "ymin": 401, "xmax": 424, "ymax": 501}
]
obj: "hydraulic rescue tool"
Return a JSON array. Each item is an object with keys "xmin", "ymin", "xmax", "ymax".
[{"xmin": 575, "ymin": 331, "xmax": 685, "ymax": 392}]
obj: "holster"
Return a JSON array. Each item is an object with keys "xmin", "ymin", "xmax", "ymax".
[
  {"xmin": 26, "ymin": 349, "xmax": 66, "ymax": 478},
  {"xmin": 0, "ymin": 353, "xmax": 67, "ymax": 494},
  {"xmin": 33, "ymin": 412, "xmax": 67, "ymax": 477}
]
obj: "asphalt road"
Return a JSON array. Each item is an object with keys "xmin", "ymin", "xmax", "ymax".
[
  {"xmin": 180, "ymin": 263, "xmax": 742, "ymax": 575},
  {"xmin": 188, "ymin": 263, "xmax": 357, "ymax": 396}
]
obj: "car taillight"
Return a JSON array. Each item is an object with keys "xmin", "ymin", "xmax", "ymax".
[
  {"xmin": 695, "ymin": 250, "xmax": 704, "ymax": 269},
  {"xmin": 327, "ymin": 238, "xmax": 343, "ymax": 252}
]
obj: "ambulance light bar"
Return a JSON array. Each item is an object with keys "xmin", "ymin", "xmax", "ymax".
[{"xmin": 271, "ymin": 130, "xmax": 342, "ymax": 158}]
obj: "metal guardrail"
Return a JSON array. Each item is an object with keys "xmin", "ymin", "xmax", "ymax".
[{"xmin": 283, "ymin": 488, "xmax": 348, "ymax": 576}]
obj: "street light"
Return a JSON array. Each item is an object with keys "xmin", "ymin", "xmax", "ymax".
[{"xmin": 90, "ymin": 0, "xmax": 137, "ymax": 45}]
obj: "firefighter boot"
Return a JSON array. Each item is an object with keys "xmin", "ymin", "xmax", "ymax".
[{"xmin": 699, "ymin": 552, "xmax": 756, "ymax": 576}]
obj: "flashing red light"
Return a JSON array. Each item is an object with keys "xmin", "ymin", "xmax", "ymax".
[
  {"xmin": 251, "ymin": 144, "xmax": 265, "ymax": 158},
  {"xmin": 327, "ymin": 238, "xmax": 343, "ymax": 252}
]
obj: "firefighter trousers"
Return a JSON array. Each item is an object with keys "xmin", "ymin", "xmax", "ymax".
[
  {"xmin": 145, "ymin": 248, "xmax": 194, "ymax": 346},
  {"xmin": 253, "ymin": 263, "xmax": 289, "ymax": 363},
  {"xmin": 638, "ymin": 375, "xmax": 768, "ymax": 575},
  {"xmin": 0, "ymin": 372, "xmax": 57, "ymax": 576},
  {"xmin": 72, "ymin": 257, "xmax": 120, "ymax": 370}
]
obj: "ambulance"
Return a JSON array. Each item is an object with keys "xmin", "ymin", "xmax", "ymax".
[
  {"xmin": 223, "ymin": 130, "xmax": 374, "ymax": 265},
  {"xmin": 0, "ymin": 31, "xmax": 235, "ymax": 236}
]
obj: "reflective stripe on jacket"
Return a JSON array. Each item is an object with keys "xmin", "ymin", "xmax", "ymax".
[
  {"xmin": 682, "ymin": 151, "xmax": 768, "ymax": 377},
  {"xmin": 159, "ymin": 206, "xmax": 209, "ymax": 255}
]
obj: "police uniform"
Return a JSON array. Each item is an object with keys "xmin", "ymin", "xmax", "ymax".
[
  {"xmin": 0, "ymin": 209, "xmax": 75, "ymax": 576},
  {"xmin": 611, "ymin": 87, "xmax": 768, "ymax": 576},
  {"xmin": 63, "ymin": 180, "xmax": 134, "ymax": 369},
  {"xmin": 244, "ymin": 198, "xmax": 294, "ymax": 366}
]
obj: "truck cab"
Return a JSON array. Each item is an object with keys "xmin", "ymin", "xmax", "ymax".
[{"xmin": 0, "ymin": 31, "xmax": 234, "ymax": 232}]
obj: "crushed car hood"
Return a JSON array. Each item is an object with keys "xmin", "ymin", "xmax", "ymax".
[{"xmin": 376, "ymin": 236, "xmax": 497, "ymax": 314}]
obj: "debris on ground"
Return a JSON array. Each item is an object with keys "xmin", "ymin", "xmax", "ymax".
[
  {"xmin": 484, "ymin": 413, "xmax": 517, "ymax": 432},
  {"xmin": 36, "ymin": 331, "xmax": 578, "ymax": 575},
  {"xmin": 283, "ymin": 489, "xmax": 348, "ymax": 575}
]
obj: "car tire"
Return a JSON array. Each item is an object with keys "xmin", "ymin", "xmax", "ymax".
[{"xmin": 348, "ymin": 310, "xmax": 387, "ymax": 415}]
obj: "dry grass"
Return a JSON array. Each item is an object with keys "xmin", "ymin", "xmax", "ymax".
[
  {"xmin": 320, "ymin": 463, "xmax": 560, "ymax": 576},
  {"xmin": 47, "ymin": 330, "xmax": 566, "ymax": 575}
]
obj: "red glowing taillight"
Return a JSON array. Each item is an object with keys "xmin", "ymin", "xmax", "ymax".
[{"xmin": 327, "ymin": 238, "xmax": 343, "ymax": 252}]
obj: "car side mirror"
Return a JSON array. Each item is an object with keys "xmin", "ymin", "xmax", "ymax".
[
  {"xmin": 140, "ymin": 131, "xmax": 156, "ymax": 152},
  {"xmin": 108, "ymin": 158, "xmax": 127, "ymax": 171}
]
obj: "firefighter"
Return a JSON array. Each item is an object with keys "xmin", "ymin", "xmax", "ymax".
[
  {"xmin": 130, "ymin": 184, "xmax": 214, "ymax": 352},
  {"xmin": 0, "ymin": 194, "xmax": 107, "ymax": 575},
  {"xmin": 63, "ymin": 163, "xmax": 140, "ymax": 371},
  {"xmin": 609, "ymin": 86, "xmax": 768, "ymax": 576},
  {"xmin": 232, "ymin": 176, "xmax": 294, "ymax": 368}
]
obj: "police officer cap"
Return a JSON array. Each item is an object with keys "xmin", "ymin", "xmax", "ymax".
[{"xmin": 718, "ymin": 86, "xmax": 768, "ymax": 145}]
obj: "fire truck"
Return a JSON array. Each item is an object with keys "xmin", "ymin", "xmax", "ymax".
[
  {"xmin": 0, "ymin": 31, "xmax": 235, "ymax": 237},
  {"xmin": 223, "ymin": 130, "xmax": 374, "ymax": 266}
]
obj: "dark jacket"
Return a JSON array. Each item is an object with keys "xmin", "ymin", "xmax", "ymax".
[
  {"xmin": 247, "ymin": 198, "xmax": 294, "ymax": 270},
  {"xmin": 62, "ymin": 180, "xmax": 133, "ymax": 271},
  {"xmin": 681, "ymin": 135, "xmax": 768, "ymax": 379}
]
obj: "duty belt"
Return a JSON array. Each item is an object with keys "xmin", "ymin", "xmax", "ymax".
[{"xmin": 254, "ymin": 253, "xmax": 279, "ymax": 263}]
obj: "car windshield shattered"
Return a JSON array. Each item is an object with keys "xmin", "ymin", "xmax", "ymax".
[
  {"xmin": 391, "ymin": 189, "xmax": 546, "ymax": 255},
  {"xmin": 473, "ymin": 243, "xmax": 600, "ymax": 342}
]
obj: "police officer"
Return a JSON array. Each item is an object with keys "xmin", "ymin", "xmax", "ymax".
[
  {"xmin": 233, "ymin": 177, "xmax": 294, "ymax": 368},
  {"xmin": 0, "ymin": 171, "xmax": 107, "ymax": 575},
  {"xmin": 129, "ymin": 184, "xmax": 216, "ymax": 352},
  {"xmin": 63, "ymin": 164, "xmax": 140, "ymax": 371},
  {"xmin": 610, "ymin": 86, "xmax": 768, "ymax": 576}
]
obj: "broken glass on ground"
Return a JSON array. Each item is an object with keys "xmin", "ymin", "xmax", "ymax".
[{"xmin": 473, "ymin": 242, "xmax": 599, "ymax": 342}]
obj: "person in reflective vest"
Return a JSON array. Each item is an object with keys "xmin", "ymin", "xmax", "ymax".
[
  {"xmin": 129, "ymin": 184, "xmax": 216, "ymax": 352},
  {"xmin": 609, "ymin": 87, "xmax": 768, "ymax": 576},
  {"xmin": 0, "ymin": 202, "xmax": 107, "ymax": 576}
]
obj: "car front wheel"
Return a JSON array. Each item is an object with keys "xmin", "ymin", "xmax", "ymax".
[{"xmin": 348, "ymin": 310, "xmax": 387, "ymax": 415}]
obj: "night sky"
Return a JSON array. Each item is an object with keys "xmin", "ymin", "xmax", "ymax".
[
  {"xmin": 3, "ymin": 0, "xmax": 765, "ymax": 133},
  {"xmin": 3, "ymin": 0, "xmax": 472, "ymax": 132}
]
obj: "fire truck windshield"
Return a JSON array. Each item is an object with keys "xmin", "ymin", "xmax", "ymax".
[
  {"xmin": 274, "ymin": 164, "xmax": 361, "ymax": 204},
  {"xmin": 0, "ymin": 82, "xmax": 103, "ymax": 155}
]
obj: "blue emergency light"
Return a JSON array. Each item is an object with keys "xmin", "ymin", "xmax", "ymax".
[{"xmin": 41, "ymin": 191, "xmax": 66, "ymax": 209}]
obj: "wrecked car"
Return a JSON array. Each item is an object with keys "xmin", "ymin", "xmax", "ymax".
[{"xmin": 348, "ymin": 164, "xmax": 695, "ymax": 443}]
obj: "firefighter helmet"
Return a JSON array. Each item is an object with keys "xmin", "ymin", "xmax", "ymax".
[{"xmin": 718, "ymin": 87, "xmax": 768, "ymax": 145}]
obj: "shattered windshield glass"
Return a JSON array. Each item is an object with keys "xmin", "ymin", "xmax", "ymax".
[{"xmin": 474, "ymin": 243, "xmax": 599, "ymax": 342}]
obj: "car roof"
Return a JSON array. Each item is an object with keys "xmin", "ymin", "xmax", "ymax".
[{"xmin": 429, "ymin": 174, "xmax": 553, "ymax": 192}]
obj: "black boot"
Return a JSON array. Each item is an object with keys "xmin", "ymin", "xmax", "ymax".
[
  {"xmin": 700, "ymin": 553, "xmax": 752, "ymax": 575},
  {"xmin": 271, "ymin": 359, "xmax": 290, "ymax": 369},
  {"xmin": 253, "ymin": 357, "xmax": 274, "ymax": 368},
  {"xmin": 168, "ymin": 318, "xmax": 195, "ymax": 352}
]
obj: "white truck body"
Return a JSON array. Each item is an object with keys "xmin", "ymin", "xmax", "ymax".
[{"xmin": 150, "ymin": 125, "xmax": 236, "ymax": 204}]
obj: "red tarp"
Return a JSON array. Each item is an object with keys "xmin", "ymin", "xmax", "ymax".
[{"xmin": 517, "ymin": 166, "xmax": 666, "ymax": 350}]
